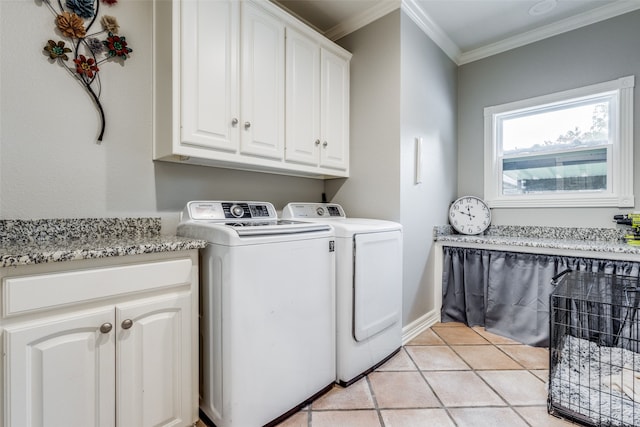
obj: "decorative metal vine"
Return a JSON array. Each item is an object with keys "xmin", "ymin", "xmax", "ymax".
[{"xmin": 42, "ymin": 0, "xmax": 133, "ymax": 142}]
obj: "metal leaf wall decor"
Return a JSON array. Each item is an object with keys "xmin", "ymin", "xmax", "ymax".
[{"xmin": 41, "ymin": 0, "xmax": 133, "ymax": 142}]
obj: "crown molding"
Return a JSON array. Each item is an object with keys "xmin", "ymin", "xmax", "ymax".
[
  {"xmin": 400, "ymin": 0, "xmax": 640, "ymax": 65},
  {"xmin": 401, "ymin": 0, "xmax": 460, "ymax": 63},
  {"xmin": 324, "ymin": 0, "xmax": 401, "ymax": 41},
  {"xmin": 458, "ymin": 0, "xmax": 640, "ymax": 65},
  {"xmin": 293, "ymin": 0, "xmax": 640, "ymax": 64}
]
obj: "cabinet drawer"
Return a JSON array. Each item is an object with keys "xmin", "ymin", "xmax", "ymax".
[{"xmin": 2, "ymin": 258, "xmax": 193, "ymax": 317}]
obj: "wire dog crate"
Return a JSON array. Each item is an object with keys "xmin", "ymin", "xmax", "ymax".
[{"xmin": 549, "ymin": 270, "xmax": 640, "ymax": 426}]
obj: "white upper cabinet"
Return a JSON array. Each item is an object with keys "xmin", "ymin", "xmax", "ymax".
[
  {"xmin": 240, "ymin": 2, "xmax": 285, "ymax": 160},
  {"xmin": 320, "ymin": 48, "xmax": 350, "ymax": 170},
  {"xmin": 180, "ymin": 0, "xmax": 239, "ymax": 152},
  {"xmin": 285, "ymin": 26, "xmax": 350, "ymax": 171},
  {"xmin": 285, "ymin": 27, "xmax": 321, "ymax": 166},
  {"xmin": 153, "ymin": 0, "xmax": 351, "ymax": 179}
]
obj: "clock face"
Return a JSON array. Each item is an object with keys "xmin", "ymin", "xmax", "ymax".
[{"xmin": 448, "ymin": 196, "xmax": 491, "ymax": 235}]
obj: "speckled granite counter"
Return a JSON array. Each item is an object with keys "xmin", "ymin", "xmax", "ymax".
[
  {"xmin": 0, "ymin": 218, "xmax": 207, "ymax": 267},
  {"xmin": 433, "ymin": 225, "xmax": 640, "ymax": 258}
]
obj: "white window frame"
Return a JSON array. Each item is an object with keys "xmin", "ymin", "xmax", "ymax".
[{"xmin": 484, "ymin": 76, "xmax": 635, "ymax": 208}]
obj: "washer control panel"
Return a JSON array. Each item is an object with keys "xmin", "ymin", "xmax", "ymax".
[
  {"xmin": 282, "ymin": 203, "xmax": 346, "ymax": 219},
  {"xmin": 183, "ymin": 201, "xmax": 277, "ymax": 221}
]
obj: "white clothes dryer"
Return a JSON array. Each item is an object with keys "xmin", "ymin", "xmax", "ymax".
[
  {"xmin": 178, "ymin": 201, "xmax": 336, "ymax": 427},
  {"xmin": 282, "ymin": 202, "xmax": 402, "ymax": 386}
]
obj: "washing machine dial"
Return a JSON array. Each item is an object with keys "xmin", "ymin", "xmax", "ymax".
[
  {"xmin": 230, "ymin": 204, "xmax": 245, "ymax": 218},
  {"xmin": 316, "ymin": 207, "xmax": 325, "ymax": 216}
]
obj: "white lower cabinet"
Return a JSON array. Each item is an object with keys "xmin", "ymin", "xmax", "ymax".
[
  {"xmin": 0, "ymin": 253, "xmax": 198, "ymax": 427},
  {"xmin": 116, "ymin": 293, "xmax": 192, "ymax": 427},
  {"xmin": 4, "ymin": 308, "xmax": 116, "ymax": 427}
]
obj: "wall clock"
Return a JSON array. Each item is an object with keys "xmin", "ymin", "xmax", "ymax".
[{"xmin": 448, "ymin": 196, "xmax": 491, "ymax": 235}]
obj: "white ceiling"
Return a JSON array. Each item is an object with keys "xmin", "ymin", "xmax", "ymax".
[{"xmin": 272, "ymin": 0, "xmax": 640, "ymax": 64}]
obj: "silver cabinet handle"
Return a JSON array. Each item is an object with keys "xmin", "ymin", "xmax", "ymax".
[
  {"xmin": 121, "ymin": 319, "xmax": 134, "ymax": 330},
  {"xmin": 315, "ymin": 139, "xmax": 320, "ymax": 146},
  {"xmin": 231, "ymin": 118, "xmax": 238, "ymax": 127},
  {"xmin": 100, "ymin": 323, "xmax": 113, "ymax": 334},
  {"xmin": 244, "ymin": 121, "xmax": 251, "ymax": 130},
  {"xmin": 322, "ymin": 141, "xmax": 328, "ymax": 147}
]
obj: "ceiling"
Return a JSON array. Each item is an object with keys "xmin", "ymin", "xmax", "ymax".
[{"xmin": 272, "ymin": 0, "xmax": 640, "ymax": 64}]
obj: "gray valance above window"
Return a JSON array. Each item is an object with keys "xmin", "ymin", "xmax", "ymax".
[{"xmin": 441, "ymin": 246, "xmax": 640, "ymax": 347}]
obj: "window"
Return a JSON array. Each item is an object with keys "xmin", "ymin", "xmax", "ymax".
[{"xmin": 484, "ymin": 76, "xmax": 634, "ymax": 208}]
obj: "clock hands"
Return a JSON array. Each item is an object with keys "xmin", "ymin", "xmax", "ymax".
[{"xmin": 460, "ymin": 206, "xmax": 475, "ymax": 220}]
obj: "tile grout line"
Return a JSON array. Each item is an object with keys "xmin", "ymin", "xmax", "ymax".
[
  {"xmin": 451, "ymin": 326, "xmax": 540, "ymax": 426},
  {"xmin": 432, "ymin": 325, "xmax": 544, "ymax": 427},
  {"xmin": 364, "ymin": 374, "xmax": 386, "ymax": 427},
  {"xmin": 273, "ymin": 323, "xmax": 557, "ymax": 426},
  {"xmin": 404, "ymin": 337, "xmax": 460, "ymax": 427}
]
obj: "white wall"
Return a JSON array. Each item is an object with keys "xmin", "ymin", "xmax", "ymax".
[
  {"xmin": 0, "ymin": 0, "xmax": 322, "ymax": 230},
  {"xmin": 328, "ymin": 10, "xmax": 457, "ymax": 327},
  {"xmin": 457, "ymin": 10, "xmax": 640, "ymax": 228}
]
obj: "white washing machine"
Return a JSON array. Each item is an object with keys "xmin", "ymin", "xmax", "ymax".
[
  {"xmin": 282, "ymin": 202, "xmax": 403, "ymax": 386},
  {"xmin": 178, "ymin": 201, "xmax": 336, "ymax": 427}
]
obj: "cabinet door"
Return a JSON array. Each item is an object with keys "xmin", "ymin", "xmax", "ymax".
[
  {"xmin": 285, "ymin": 27, "xmax": 321, "ymax": 166},
  {"xmin": 181, "ymin": 0, "xmax": 239, "ymax": 152},
  {"xmin": 320, "ymin": 48, "xmax": 350, "ymax": 170},
  {"xmin": 3, "ymin": 308, "xmax": 116, "ymax": 427},
  {"xmin": 240, "ymin": 2, "xmax": 285, "ymax": 160},
  {"xmin": 116, "ymin": 292, "xmax": 193, "ymax": 427}
]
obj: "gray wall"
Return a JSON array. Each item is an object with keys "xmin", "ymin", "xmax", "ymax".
[
  {"xmin": 0, "ymin": 0, "xmax": 322, "ymax": 230},
  {"xmin": 458, "ymin": 10, "xmax": 640, "ymax": 228},
  {"xmin": 329, "ymin": 10, "xmax": 457, "ymax": 326},
  {"xmin": 326, "ymin": 11, "xmax": 402, "ymax": 221},
  {"xmin": 400, "ymin": 12, "xmax": 457, "ymax": 325}
]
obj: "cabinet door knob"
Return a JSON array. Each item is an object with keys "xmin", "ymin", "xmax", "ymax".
[
  {"xmin": 244, "ymin": 121, "xmax": 251, "ymax": 130},
  {"xmin": 322, "ymin": 141, "xmax": 328, "ymax": 147},
  {"xmin": 231, "ymin": 118, "xmax": 239, "ymax": 127},
  {"xmin": 315, "ymin": 139, "xmax": 320, "ymax": 146},
  {"xmin": 121, "ymin": 319, "xmax": 134, "ymax": 330},
  {"xmin": 100, "ymin": 323, "xmax": 113, "ymax": 334}
]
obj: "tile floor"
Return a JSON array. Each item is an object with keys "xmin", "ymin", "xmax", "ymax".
[{"xmin": 200, "ymin": 322, "xmax": 578, "ymax": 427}]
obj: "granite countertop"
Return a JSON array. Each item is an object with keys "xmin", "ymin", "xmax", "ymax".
[
  {"xmin": 0, "ymin": 218, "xmax": 207, "ymax": 268},
  {"xmin": 433, "ymin": 225, "xmax": 640, "ymax": 256}
]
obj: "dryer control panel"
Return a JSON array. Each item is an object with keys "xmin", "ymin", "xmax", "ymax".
[{"xmin": 282, "ymin": 203, "xmax": 346, "ymax": 219}]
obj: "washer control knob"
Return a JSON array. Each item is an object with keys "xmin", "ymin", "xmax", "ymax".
[
  {"xmin": 230, "ymin": 204, "xmax": 245, "ymax": 218},
  {"xmin": 316, "ymin": 207, "xmax": 325, "ymax": 216}
]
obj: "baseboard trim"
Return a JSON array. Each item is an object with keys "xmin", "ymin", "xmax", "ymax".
[{"xmin": 402, "ymin": 309, "xmax": 440, "ymax": 345}]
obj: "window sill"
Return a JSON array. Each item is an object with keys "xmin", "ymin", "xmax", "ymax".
[{"xmin": 486, "ymin": 194, "xmax": 634, "ymax": 208}]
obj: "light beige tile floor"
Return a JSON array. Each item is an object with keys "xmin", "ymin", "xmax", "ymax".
[{"xmin": 200, "ymin": 322, "xmax": 578, "ymax": 427}]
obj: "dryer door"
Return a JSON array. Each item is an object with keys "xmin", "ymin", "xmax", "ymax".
[{"xmin": 353, "ymin": 230, "xmax": 402, "ymax": 342}]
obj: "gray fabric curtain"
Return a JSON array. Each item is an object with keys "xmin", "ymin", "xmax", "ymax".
[{"xmin": 441, "ymin": 246, "xmax": 640, "ymax": 347}]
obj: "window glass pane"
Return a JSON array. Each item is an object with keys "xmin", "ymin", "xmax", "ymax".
[
  {"xmin": 484, "ymin": 76, "xmax": 634, "ymax": 208},
  {"xmin": 501, "ymin": 97, "xmax": 611, "ymax": 156},
  {"xmin": 502, "ymin": 148, "xmax": 607, "ymax": 195}
]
